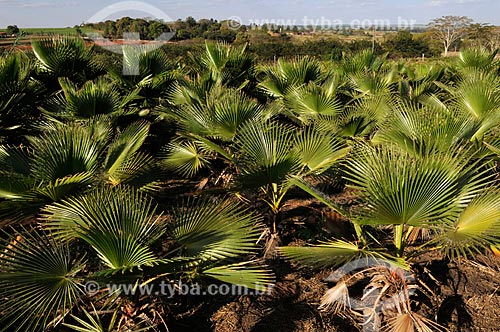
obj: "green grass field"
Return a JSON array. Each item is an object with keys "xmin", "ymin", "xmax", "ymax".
[
  {"xmin": 0, "ymin": 27, "xmax": 96, "ymax": 35},
  {"xmin": 0, "ymin": 27, "xmax": 99, "ymax": 47}
]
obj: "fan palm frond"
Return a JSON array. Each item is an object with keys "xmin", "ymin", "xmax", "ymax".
[
  {"xmin": 259, "ymin": 57, "xmax": 323, "ymax": 98},
  {"xmin": 345, "ymin": 144, "xmax": 488, "ymax": 228},
  {"xmin": 285, "ymin": 82, "xmax": 342, "ymax": 122},
  {"xmin": 103, "ymin": 120, "xmax": 154, "ymax": 187},
  {"xmin": 201, "ymin": 261, "xmax": 274, "ymax": 291},
  {"xmin": 279, "ymin": 240, "xmax": 366, "ymax": 268},
  {"xmin": 440, "ymin": 189, "xmax": 500, "ymax": 258},
  {"xmin": 63, "ymin": 304, "xmax": 152, "ymax": 332},
  {"xmin": 372, "ymin": 102, "xmax": 478, "ymax": 154},
  {"xmin": 456, "ymin": 48, "xmax": 498, "ymax": 73},
  {"xmin": 32, "ymin": 36, "xmax": 97, "ymax": 82},
  {"xmin": 41, "ymin": 186, "xmax": 163, "ymax": 271},
  {"xmin": 0, "ymin": 228, "xmax": 85, "ymax": 332},
  {"xmin": 294, "ymin": 126, "xmax": 349, "ymax": 174},
  {"xmin": 42, "ymin": 77, "xmax": 136, "ymax": 119},
  {"xmin": 161, "ymin": 140, "xmax": 211, "ymax": 177},
  {"xmin": 28, "ymin": 122, "xmax": 104, "ymax": 181},
  {"xmin": 0, "ymin": 53, "xmax": 44, "ymax": 135},
  {"xmin": 170, "ymin": 198, "xmax": 263, "ymax": 260},
  {"xmin": 234, "ymin": 120, "xmax": 298, "ymax": 189}
]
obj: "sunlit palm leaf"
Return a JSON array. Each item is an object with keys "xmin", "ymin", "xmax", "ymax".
[
  {"xmin": 104, "ymin": 121, "xmax": 152, "ymax": 186},
  {"xmin": 202, "ymin": 261, "xmax": 274, "ymax": 291},
  {"xmin": 170, "ymin": 87, "xmax": 262, "ymax": 140},
  {"xmin": 41, "ymin": 186, "xmax": 163, "ymax": 271},
  {"xmin": 441, "ymin": 189, "xmax": 500, "ymax": 258},
  {"xmin": 259, "ymin": 57, "xmax": 323, "ymax": 97},
  {"xmin": 294, "ymin": 126, "xmax": 349, "ymax": 174},
  {"xmin": 285, "ymin": 83, "xmax": 342, "ymax": 121},
  {"xmin": 28, "ymin": 123, "xmax": 103, "ymax": 181},
  {"xmin": 372, "ymin": 102, "xmax": 478, "ymax": 154},
  {"xmin": 384, "ymin": 312, "xmax": 447, "ymax": 332},
  {"xmin": 234, "ymin": 120, "xmax": 299, "ymax": 188},
  {"xmin": 63, "ymin": 304, "xmax": 151, "ymax": 332},
  {"xmin": 32, "ymin": 36, "xmax": 96, "ymax": 80},
  {"xmin": 42, "ymin": 77, "xmax": 131, "ymax": 119},
  {"xmin": 279, "ymin": 240, "xmax": 364, "ymax": 268},
  {"xmin": 345, "ymin": 144, "xmax": 489, "ymax": 227},
  {"xmin": 212, "ymin": 92, "xmax": 262, "ymax": 140},
  {"xmin": 162, "ymin": 140, "xmax": 211, "ymax": 177},
  {"xmin": 456, "ymin": 48, "xmax": 498, "ymax": 73},
  {"xmin": 170, "ymin": 198, "xmax": 263, "ymax": 260},
  {"xmin": 0, "ymin": 228, "xmax": 85, "ymax": 332}
]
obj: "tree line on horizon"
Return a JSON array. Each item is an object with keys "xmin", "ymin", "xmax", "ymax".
[{"xmin": 4, "ymin": 15, "xmax": 500, "ymax": 59}]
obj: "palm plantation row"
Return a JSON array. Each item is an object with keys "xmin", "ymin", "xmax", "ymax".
[{"xmin": 1, "ymin": 37, "xmax": 500, "ymax": 331}]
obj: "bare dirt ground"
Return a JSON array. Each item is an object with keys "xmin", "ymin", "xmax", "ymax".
[{"xmin": 163, "ymin": 189, "xmax": 500, "ymax": 332}]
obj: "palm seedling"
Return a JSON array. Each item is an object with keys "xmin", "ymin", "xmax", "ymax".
[
  {"xmin": 32, "ymin": 36, "xmax": 102, "ymax": 88},
  {"xmin": 163, "ymin": 95, "xmax": 349, "ymax": 235},
  {"xmin": 0, "ymin": 119, "xmax": 160, "ymax": 224},
  {"xmin": 258, "ymin": 56, "xmax": 323, "ymax": 99},
  {"xmin": 232, "ymin": 120, "xmax": 349, "ymax": 242},
  {"xmin": 0, "ymin": 186, "xmax": 274, "ymax": 331},
  {"xmin": 189, "ymin": 41, "xmax": 257, "ymax": 91},
  {"xmin": 279, "ymin": 141, "xmax": 500, "ymax": 330},
  {"xmin": 371, "ymin": 101, "xmax": 480, "ymax": 155},
  {"xmin": 40, "ymin": 77, "xmax": 139, "ymax": 120},
  {"xmin": 0, "ymin": 53, "xmax": 44, "ymax": 142},
  {"xmin": 396, "ymin": 62, "xmax": 445, "ymax": 103},
  {"xmin": 454, "ymin": 47, "xmax": 499, "ymax": 74},
  {"xmin": 108, "ymin": 45, "xmax": 182, "ymax": 110},
  {"xmin": 161, "ymin": 85, "xmax": 264, "ymax": 182}
]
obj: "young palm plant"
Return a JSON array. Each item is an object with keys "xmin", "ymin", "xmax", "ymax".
[
  {"xmin": 0, "ymin": 119, "xmax": 159, "ymax": 224},
  {"xmin": 108, "ymin": 45, "xmax": 182, "ymax": 110},
  {"xmin": 0, "ymin": 53, "xmax": 44, "ymax": 142},
  {"xmin": 32, "ymin": 36, "xmax": 102, "ymax": 87},
  {"xmin": 188, "ymin": 41, "xmax": 256, "ymax": 90},
  {"xmin": 280, "ymin": 142, "xmax": 500, "ymax": 330},
  {"xmin": 0, "ymin": 186, "xmax": 273, "ymax": 331},
  {"xmin": 40, "ymin": 77, "xmax": 139, "ymax": 120},
  {"xmin": 258, "ymin": 56, "xmax": 323, "ymax": 98}
]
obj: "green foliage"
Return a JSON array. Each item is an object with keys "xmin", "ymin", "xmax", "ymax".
[
  {"xmin": 42, "ymin": 186, "xmax": 163, "ymax": 271},
  {"xmin": 32, "ymin": 36, "xmax": 99, "ymax": 83},
  {"xmin": 3, "ymin": 37, "xmax": 500, "ymax": 331},
  {"xmin": 6, "ymin": 25, "xmax": 19, "ymax": 35},
  {"xmin": 0, "ymin": 53, "xmax": 44, "ymax": 141},
  {"xmin": 0, "ymin": 120, "xmax": 159, "ymax": 223},
  {"xmin": 383, "ymin": 30, "xmax": 435, "ymax": 58},
  {"xmin": 0, "ymin": 228, "xmax": 85, "ymax": 332}
]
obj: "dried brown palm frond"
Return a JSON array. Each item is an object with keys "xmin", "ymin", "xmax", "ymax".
[
  {"xmin": 383, "ymin": 312, "xmax": 448, "ymax": 332},
  {"xmin": 319, "ymin": 281, "xmax": 351, "ymax": 314}
]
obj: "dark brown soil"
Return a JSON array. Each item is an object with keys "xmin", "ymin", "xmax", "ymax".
[{"xmin": 164, "ymin": 189, "xmax": 500, "ymax": 332}]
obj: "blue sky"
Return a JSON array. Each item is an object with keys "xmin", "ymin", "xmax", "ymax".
[{"xmin": 0, "ymin": 0, "xmax": 498, "ymax": 28}]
